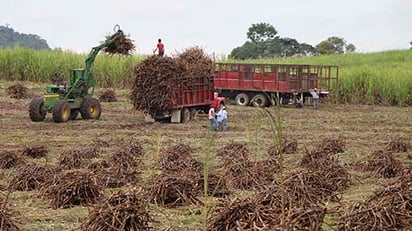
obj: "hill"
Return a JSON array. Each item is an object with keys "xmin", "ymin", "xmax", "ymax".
[{"xmin": 0, "ymin": 25, "xmax": 50, "ymax": 50}]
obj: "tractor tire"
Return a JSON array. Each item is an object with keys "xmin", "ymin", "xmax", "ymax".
[
  {"xmin": 52, "ymin": 100, "xmax": 71, "ymax": 123},
  {"xmin": 80, "ymin": 98, "xmax": 102, "ymax": 120},
  {"xmin": 251, "ymin": 94, "xmax": 268, "ymax": 107},
  {"xmin": 181, "ymin": 108, "xmax": 190, "ymax": 123},
  {"xmin": 70, "ymin": 109, "xmax": 79, "ymax": 120},
  {"xmin": 29, "ymin": 96, "xmax": 46, "ymax": 122},
  {"xmin": 235, "ymin": 93, "xmax": 250, "ymax": 106}
]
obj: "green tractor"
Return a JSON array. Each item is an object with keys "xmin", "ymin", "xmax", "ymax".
[{"xmin": 29, "ymin": 26, "xmax": 132, "ymax": 123}]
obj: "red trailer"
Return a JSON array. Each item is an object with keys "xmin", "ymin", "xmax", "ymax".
[
  {"xmin": 213, "ymin": 63, "xmax": 338, "ymax": 107},
  {"xmin": 144, "ymin": 75, "xmax": 225, "ymax": 123}
]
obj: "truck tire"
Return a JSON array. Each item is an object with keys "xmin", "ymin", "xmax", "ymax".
[
  {"xmin": 52, "ymin": 100, "xmax": 71, "ymax": 123},
  {"xmin": 29, "ymin": 96, "xmax": 46, "ymax": 122},
  {"xmin": 80, "ymin": 98, "xmax": 102, "ymax": 119},
  {"xmin": 251, "ymin": 94, "xmax": 268, "ymax": 107},
  {"xmin": 235, "ymin": 93, "xmax": 250, "ymax": 106},
  {"xmin": 70, "ymin": 109, "xmax": 79, "ymax": 120},
  {"xmin": 181, "ymin": 108, "xmax": 190, "ymax": 123}
]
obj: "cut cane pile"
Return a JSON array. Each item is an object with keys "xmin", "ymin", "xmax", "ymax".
[
  {"xmin": 6, "ymin": 82, "xmax": 29, "ymax": 99},
  {"xmin": 130, "ymin": 47, "xmax": 213, "ymax": 112}
]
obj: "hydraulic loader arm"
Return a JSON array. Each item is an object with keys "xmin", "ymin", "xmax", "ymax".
[{"xmin": 84, "ymin": 28, "xmax": 125, "ymax": 83}]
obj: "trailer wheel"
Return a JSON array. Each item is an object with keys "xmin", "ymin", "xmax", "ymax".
[
  {"xmin": 235, "ymin": 93, "xmax": 250, "ymax": 106},
  {"xmin": 53, "ymin": 100, "xmax": 71, "ymax": 123},
  {"xmin": 80, "ymin": 98, "xmax": 102, "ymax": 119},
  {"xmin": 181, "ymin": 108, "xmax": 190, "ymax": 123},
  {"xmin": 29, "ymin": 96, "xmax": 46, "ymax": 122},
  {"xmin": 251, "ymin": 94, "xmax": 268, "ymax": 107}
]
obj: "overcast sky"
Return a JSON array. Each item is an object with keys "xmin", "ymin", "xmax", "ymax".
[{"xmin": 3, "ymin": 0, "xmax": 412, "ymax": 56}]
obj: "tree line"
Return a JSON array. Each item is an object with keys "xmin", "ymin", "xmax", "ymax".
[
  {"xmin": 0, "ymin": 25, "xmax": 50, "ymax": 50},
  {"xmin": 230, "ymin": 22, "xmax": 356, "ymax": 59}
]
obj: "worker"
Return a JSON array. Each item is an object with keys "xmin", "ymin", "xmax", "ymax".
[
  {"xmin": 310, "ymin": 88, "xmax": 319, "ymax": 109},
  {"xmin": 154, "ymin": 38, "xmax": 164, "ymax": 57},
  {"xmin": 296, "ymin": 98, "xmax": 304, "ymax": 108},
  {"xmin": 216, "ymin": 106, "xmax": 228, "ymax": 131},
  {"xmin": 208, "ymin": 107, "xmax": 216, "ymax": 131}
]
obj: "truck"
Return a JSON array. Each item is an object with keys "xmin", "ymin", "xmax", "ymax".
[
  {"xmin": 144, "ymin": 75, "xmax": 225, "ymax": 123},
  {"xmin": 213, "ymin": 62, "xmax": 338, "ymax": 107}
]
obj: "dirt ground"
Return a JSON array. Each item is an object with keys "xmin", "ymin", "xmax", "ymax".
[{"xmin": 0, "ymin": 85, "xmax": 411, "ymax": 230}]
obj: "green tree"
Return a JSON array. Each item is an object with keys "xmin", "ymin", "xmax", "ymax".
[
  {"xmin": 345, "ymin": 43, "xmax": 356, "ymax": 53},
  {"xmin": 0, "ymin": 25, "xmax": 50, "ymax": 50},
  {"xmin": 246, "ymin": 23, "xmax": 278, "ymax": 43},
  {"xmin": 230, "ymin": 41, "xmax": 261, "ymax": 59},
  {"xmin": 230, "ymin": 23, "xmax": 316, "ymax": 59},
  {"xmin": 316, "ymin": 37, "xmax": 346, "ymax": 55},
  {"xmin": 316, "ymin": 40, "xmax": 335, "ymax": 55},
  {"xmin": 315, "ymin": 36, "xmax": 356, "ymax": 55}
]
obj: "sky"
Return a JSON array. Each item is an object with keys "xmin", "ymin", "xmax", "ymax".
[{"xmin": 3, "ymin": 0, "xmax": 412, "ymax": 57}]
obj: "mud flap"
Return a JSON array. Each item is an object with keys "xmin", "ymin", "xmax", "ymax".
[{"xmin": 171, "ymin": 110, "xmax": 181, "ymax": 123}]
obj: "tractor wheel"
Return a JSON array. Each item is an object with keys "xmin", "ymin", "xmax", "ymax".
[
  {"xmin": 181, "ymin": 108, "xmax": 190, "ymax": 123},
  {"xmin": 251, "ymin": 94, "xmax": 268, "ymax": 107},
  {"xmin": 80, "ymin": 98, "xmax": 102, "ymax": 119},
  {"xmin": 29, "ymin": 96, "xmax": 46, "ymax": 122},
  {"xmin": 70, "ymin": 109, "xmax": 79, "ymax": 120},
  {"xmin": 235, "ymin": 93, "xmax": 250, "ymax": 106},
  {"xmin": 52, "ymin": 100, "xmax": 71, "ymax": 123}
]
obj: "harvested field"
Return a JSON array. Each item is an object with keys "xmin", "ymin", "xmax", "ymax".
[{"xmin": 0, "ymin": 85, "xmax": 411, "ymax": 230}]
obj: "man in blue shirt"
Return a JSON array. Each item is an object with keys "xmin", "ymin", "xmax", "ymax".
[{"xmin": 216, "ymin": 106, "xmax": 228, "ymax": 131}]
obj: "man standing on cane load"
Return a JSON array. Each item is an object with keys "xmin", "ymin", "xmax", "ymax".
[
  {"xmin": 154, "ymin": 39, "xmax": 164, "ymax": 57},
  {"xmin": 310, "ymin": 88, "xmax": 320, "ymax": 109}
]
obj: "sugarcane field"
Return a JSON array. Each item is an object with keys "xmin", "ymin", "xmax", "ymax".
[{"xmin": 1, "ymin": 5, "xmax": 412, "ymax": 230}]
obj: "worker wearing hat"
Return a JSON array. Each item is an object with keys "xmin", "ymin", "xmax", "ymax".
[{"xmin": 216, "ymin": 106, "xmax": 228, "ymax": 131}]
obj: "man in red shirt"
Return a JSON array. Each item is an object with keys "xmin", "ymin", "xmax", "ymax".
[{"xmin": 155, "ymin": 38, "xmax": 164, "ymax": 57}]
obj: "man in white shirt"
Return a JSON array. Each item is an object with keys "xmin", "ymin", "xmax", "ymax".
[{"xmin": 208, "ymin": 107, "xmax": 217, "ymax": 130}]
